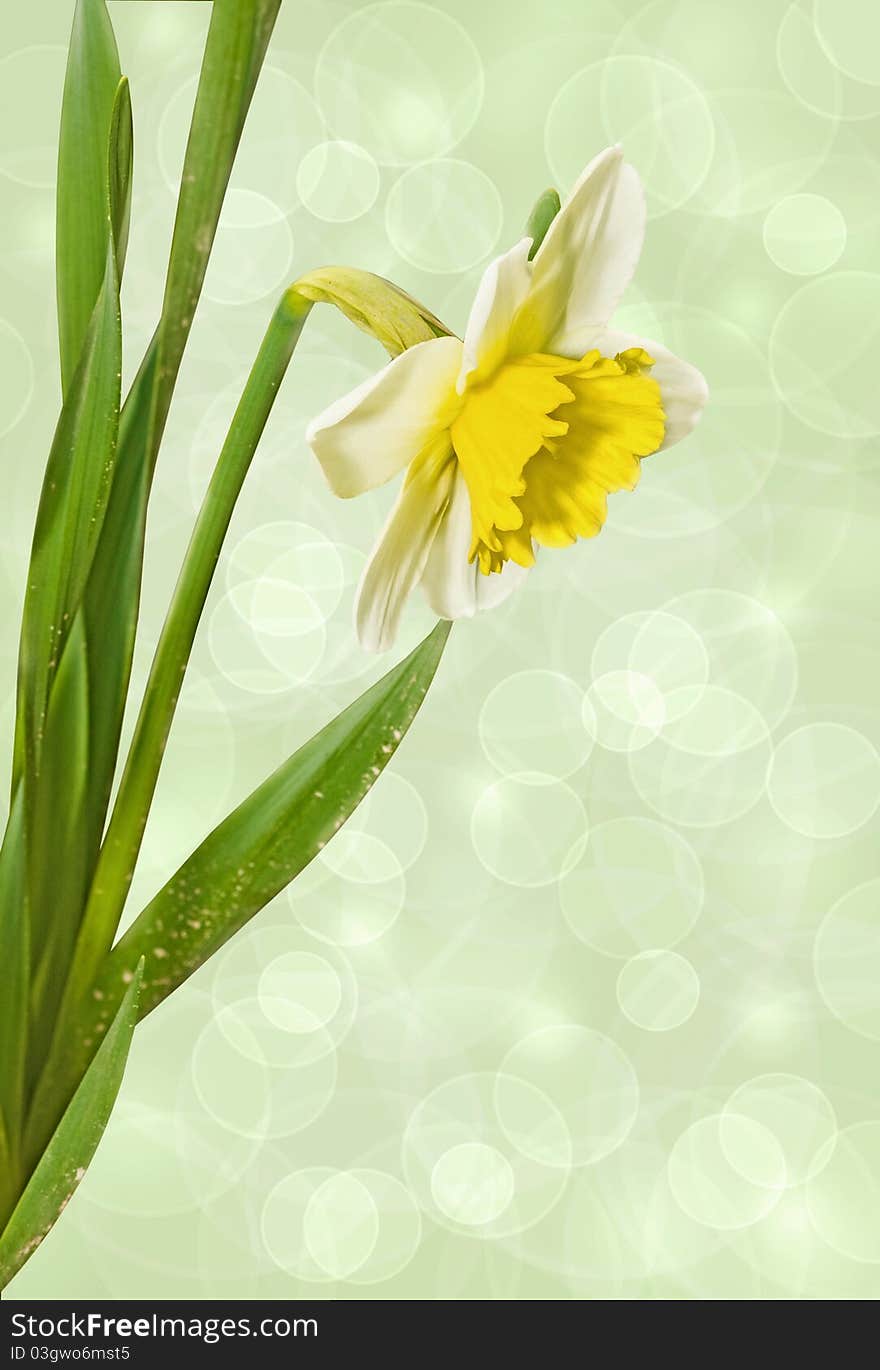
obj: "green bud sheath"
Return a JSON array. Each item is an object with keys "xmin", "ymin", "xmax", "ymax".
[{"xmin": 526, "ymin": 187, "xmax": 562, "ymax": 259}]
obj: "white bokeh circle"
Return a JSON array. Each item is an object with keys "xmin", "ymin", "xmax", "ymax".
[
  {"xmin": 261, "ymin": 1166, "xmax": 423, "ymax": 1285},
  {"xmin": 763, "ymin": 193, "xmax": 847, "ymax": 275},
  {"xmin": 814, "ymin": 0, "xmax": 880, "ymax": 88},
  {"xmin": 212, "ymin": 923, "xmax": 358, "ymax": 1061},
  {"xmin": 402, "ymin": 1072, "xmax": 570, "ymax": 1239},
  {"xmin": 546, "ymin": 56, "xmax": 715, "ymax": 217},
  {"xmin": 723, "ymin": 1074, "xmax": 837, "ymax": 1187},
  {"xmin": 302, "ymin": 1171, "xmax": 381, "ymax": 1278},
  {"xmin": 257, "ymin": 951, "xmax": 345, "ymax": 1034},
  {"xmin": 289, "ymin": 829, "xmax": 407, "ymax": 947},
  {"xmin": 559, "ymin": 816, "xmax": 704, "ymax": 958},
  {"xmin": 191, "ymin": 1003, "xmax": 337, "ymax": 1139},
  {"xmin": 470, "ymin": 776, "xmax": 588, "ymax": 887},
  {"xmin": 668, "ymin": 1114, "xmax": 787, "ymax": 1229},
  {"xmin": 590, "ymin": 610, "xmax": 710, "ymax": 727},
  {"xmin": 585, "ymin": 669, "xmax": 667, "ymax": 752},
  {"xmin": 806, "ymin": 1122, "xmax": 880, "ymax": 1264},
  {"xmin": 814, "ymin": 878, "xmax": 880, "ymax": 1041},
  {"xmin": 777, "ymin": 2, "xmax": 880, "ymax": 122},
  {"xmin": 385, "ymin": 159, "xmax": 503, "ymax": 273},
  {"xmin": 315, "ymin": 2, "xmax": 484, "ymax": 166},
  {"xmin": 767, "ymin": 722, "xmax": 880, "ymax": 839},
  {"xmin": 296, "ymin": 140, "xmax": 380, "ymax": 222},
  {"xmin": 770, "ymin": 272, "xmax": 880, "ymax": 439},
  {"xmin": 430, "ymin": 1142, "xmax": 516, "ymax": 1227},
  {"xmin": 658, "ymin": 589, "xmax": 798, "ymax": 731},
  {"xmin": 616, "ymin": 950, "xmax": 701, "ymax": 1031},
  {"xmin": 498, "ymin": 1026, "xmax": 639, "ymax": 1167},
  {"xmin": 479, "ymin": 669, "xmax": 591, "ymax": 782},
  {"xmin": 202, "ymin": 189, "xmax": 293, "ymax": 305},
  {"xmin": 628, "ymin": 704, "xmax": 772, "ymax": 828},
  {"xmin": 159, "ymin": 65, "xmax": 325, "ymax": 212}
]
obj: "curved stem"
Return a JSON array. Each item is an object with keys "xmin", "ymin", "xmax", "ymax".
[{"xmin": 61, "ymin": 287, "xmax": 313, "ymax": 1016}]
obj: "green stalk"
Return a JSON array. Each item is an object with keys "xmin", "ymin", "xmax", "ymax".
[
  {"xmin": 75, "ymin": 0, "xmax": 283, "ymax": 866},
  {"xmin": 65, "ymin": 289, "xmax": 313, "ymax": 1010},
  {"xmin": 144, "ymin": 0, "xmax": 283, "ymax": 471}
]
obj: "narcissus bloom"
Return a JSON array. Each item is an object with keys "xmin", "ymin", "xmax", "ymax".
[{"xmin": 307, "ymin": 147, "xmax": 708, "ymax": 651}]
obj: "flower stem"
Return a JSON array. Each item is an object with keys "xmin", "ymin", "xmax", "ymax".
[{"xmin": 61, "ymin": 288, "xmax": 313, "ymax": 1025}]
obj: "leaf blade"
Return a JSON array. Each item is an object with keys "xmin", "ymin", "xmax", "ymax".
[
  {"xmin": 0, "ymin": 961, "xmax": 142, "ymax": 1292},
  {"xmin": 108, "ymin": 77, "xmax": 134, "ymax": 277},
  {"xmin": 0, "ymin": 794, "xmax": 28, "ymax": 1226},
  {"xmin": 26, "ymin": 625, "xmax": 449, "ymax": 1157},
  {"xmin": 15, "ymin": 241, "xmax": 121, "ymax": 861},
  {"xmin": 110, "ymin": 622, "xmax": 450, "ymax": 1016},
  {"xmin": 56, "ymin": 0, "xmax": 122, "ymax": 394}
]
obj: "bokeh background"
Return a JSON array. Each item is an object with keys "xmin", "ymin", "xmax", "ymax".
[{"xmin": 2, "ymin": 0, "xmax": 879, "ymax": 1300}]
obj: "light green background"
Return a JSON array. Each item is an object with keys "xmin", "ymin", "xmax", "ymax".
[{"xmin": 2, "ymin": 0, "xmax": 880, "ymax": 1300}]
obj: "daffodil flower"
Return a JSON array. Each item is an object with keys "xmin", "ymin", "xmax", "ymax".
[{"xmin": 307, "ymin": 146, "xmax": 708, "ymax": 651}]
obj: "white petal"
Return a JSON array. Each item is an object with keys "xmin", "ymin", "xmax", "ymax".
[
  {"xmin": 476, "ymin": 554, "xmax": 529, "ymax": 611},
  {"xmin": 457, "ymin": 237, "xmax": 533, "ymax": 392},
  {"xmin": 355, "ymin": 442, "xmax": 456, "ymax": 652},
  {"xmin": 596, "ymin": 327, "xmax": 709, "ymax": 448},
  {"xmin": 511, "ymin": 146, "xmax": 646, "ymax": 358},
  {"xmin": 420, "ymin": 468, "xmax": 529, "ymax": 619},
  {"xmin": 306, "ymin": 335, "xmax": 463, "ymax": 498}
]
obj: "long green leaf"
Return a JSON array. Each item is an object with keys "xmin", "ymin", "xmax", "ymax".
[
  {"xmin": 10, "ymin": 246, "xmax": 122, "ymax": 1096},
  {"xmin": 79, "ymin": 343, "xmax": 158, "ymax": 856},
  {"xmin": 56, "ymin": 0, "xmax": 122, "ymax": 394},
  {"xmin": 16, "ymin": 244, "xmax": 120, "ymax": 799},
  {"xmin": 108, "ymin": 77, "xmax": 134, "ymax": 278},
  {"xmin": 25, "ymin": 618, "xmax": 92, "ymax": 1077},
  {"xmin": 26, "ymin": 624, "xmax": 450, "ymax": 1160},
  {"xmin": 9, "ymin": 11, "xmax": 133, "ymax": 1120},
  {"xmin": 71, "ymin": 0, "xmax": 283, "ymax": 895},
  {"xmin": 0, "ymin": 795, "xmax": 28, "ymax": 1227},
  {"xmin": 14, "ymin": 42, "xmax": 133, "ymax": 801},
  {"xmin": 110, "ymin": 620, "xmax": 450, "ymax": 1014},
  {"xmin": 0, "ymin": 962, "xmax": 142, "ymax": 1292}
]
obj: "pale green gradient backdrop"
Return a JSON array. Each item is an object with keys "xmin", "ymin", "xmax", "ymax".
[{"xmin": 2, "ymin": 0, "xmax": 880, "ymax": 1300}]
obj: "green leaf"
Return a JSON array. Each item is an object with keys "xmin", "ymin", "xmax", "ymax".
[
  {"xmin": 108, "ymin": 77, "xmax": 134, "ymax": 277},
  {"xmin": 0, "ymin": 962, "xmax": 142, "ymax": 1293},
  {"xmin": 16, "ymin": 44, "xmax": 133, "ymax": 796},
  {"xmin": 0, "ymin": 793, "xmax": 28, "ymax": 1226},
  {"xmin": 56, "ymin": 0, "xmax": 122, "ymax": 394},
  {"xmin": 27, "ymin": 625, "xmax": 450, "ymax": 1156},
  {"xmin": 25, "ymin": 618, "xmax": 92, "ymax": 1076},
  {"xmin": 15, "ymin": 241, "xmax": 121, "ymax": 805},
  {"xmin": 78, "ymin": 343, "xmax": 158, "ymax": 855},
  {"xmin": 11, "ymin": 10, "xmax": 127, "ymax": 1124},
  {"xmin": 109, "ymin": 622, "xmax": 450, "ymax": 1017}
]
